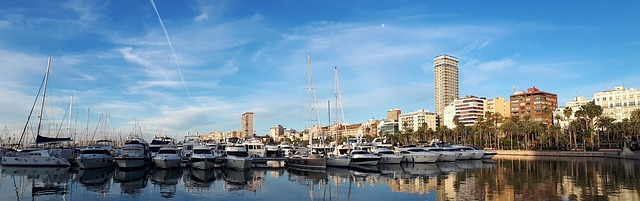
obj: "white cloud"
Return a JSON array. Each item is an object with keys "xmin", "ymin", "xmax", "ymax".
[{"xmin": 0, "ymin": 20, "xmax": 10, "ymax": 28}]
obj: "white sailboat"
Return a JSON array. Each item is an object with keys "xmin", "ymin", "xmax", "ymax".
[
  {"xmin": 2, "ymin": 57, "xmax": 71, "ymax": 167},
  {"xmin": 326, "ymin": 67, "xmax": 350, "ymax": 167},
  {"xmin": 286, "ymin": 52, "xmax": 326, "ymax": 170}
]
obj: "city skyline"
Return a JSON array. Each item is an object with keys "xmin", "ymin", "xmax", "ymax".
[{"xmin": 0, "ymin": 1, "xmax": 638, "ymax": 139}]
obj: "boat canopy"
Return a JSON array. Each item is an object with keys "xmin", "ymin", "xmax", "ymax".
[{"xmin": 35, "ymin": 135, "xmax": 71, "ymax": 144}]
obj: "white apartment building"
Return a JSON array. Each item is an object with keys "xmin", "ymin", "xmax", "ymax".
[
  {"xmin": 553, "ymin": 96, "xmax": 591, "ymax": 129},
  {"xmin": 398, "ymin": 109, "xmax": 438, "ymax": 132},
  {"xmin": 443, "ymin": 103, "xmax": 457, "ymax": 129},
  {"xmin": 434, "ymin": 55, "xmax": 459, "ymax": 121},
  {"xmin": 454, "ymin": 96, "xmax": 486, "ymax": 127},
  {"xmin": 594, "ymin": 86, "xmax": 640, "ymax": 121},
  {"xmin": 241, "ymin": 112, "xmax": 254, "ymax": 138}
]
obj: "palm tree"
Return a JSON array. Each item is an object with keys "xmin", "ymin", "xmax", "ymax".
[
  {"xmin": 563, "ymin": 106, "xmax": 573, "ymax": 148},
  {"xmin": 576, "ymin": 101, "xmax": 603, "ymax": 148},
  {"xmin": 596, "ymin": 116, "xmax": 615, "ymax": 148}
]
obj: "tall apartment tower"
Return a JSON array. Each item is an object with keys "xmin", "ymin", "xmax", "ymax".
[
  {"xmin": 241, "ymin": 112, "xmax": 254, "ymax": 138},
  {"xmin": 434, "ymin": 54, "xmax": 459, "ymax": 123}
]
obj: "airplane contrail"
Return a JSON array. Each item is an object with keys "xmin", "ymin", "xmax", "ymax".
[{"xmin": 150, "ymin": 0, "xmax": 191, "ymax": 98}]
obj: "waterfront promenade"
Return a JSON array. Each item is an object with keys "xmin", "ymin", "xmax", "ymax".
[{"xmin": 494, "ymin": 148, "xmax": 640, "ymax": 160}]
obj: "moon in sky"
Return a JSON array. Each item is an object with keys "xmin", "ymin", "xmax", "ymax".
[{"xmin": 381, "ymin": 24, "xmax": 385, "ymax": 28}]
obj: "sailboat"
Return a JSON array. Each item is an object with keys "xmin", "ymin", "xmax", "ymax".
[
  {"xmin": 286, "ymin": 52, "xmax": 327, "ymax": 170},
  {"xmin": 326, "ymin": 67, "xmax": 350, "ymax": 167},
  {"xmin": 2, "ymin": 57, "xmax": 71, "ymax": 167}
]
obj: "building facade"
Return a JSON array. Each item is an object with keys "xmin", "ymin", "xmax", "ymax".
[
  {"xmin": 398, "ymin": 109, "xmax": 438, "ymax": 132},
  {"xmin": 453, "ymin": 95, "xmax": 486, "ymax": 127},
  {"xmin": 593, "ymin": 86, "xmax": 640, "ymax": 122},
  {"xmin": 434, "ymin": 54, "xmax": 459, "ymax": 124},
  {"xmin": 387, "ymin": 108, "xmax": 401, "ymax": 122},
  {"xmin": 553, "ymin": 96, "xmax": 591, "ymax": 129},
  {"xmin": 443, "ymin": 103, "xmax": 457, "ymax": 129},
  {"xmin": 485, "ymin": 97, "xmax": 511, "ymax": 118},
  {"xmin": 241, "ymin": 112, "xmax": 254, "ymax": 138},
  {"xmin": 510, "ymin": 87, "xmax": 558, "ymax": 125}
]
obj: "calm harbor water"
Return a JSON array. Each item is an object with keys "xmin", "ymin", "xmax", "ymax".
[{"xmin": 0, "ymin": 157, "xmax": 639, "ymax": 201}]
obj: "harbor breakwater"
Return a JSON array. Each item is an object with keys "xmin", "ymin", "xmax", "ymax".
[{"xmin": 494, "ymin": 148, "xmax": 640, "ymax": 160}]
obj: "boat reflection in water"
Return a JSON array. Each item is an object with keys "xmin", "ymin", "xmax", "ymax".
[
  {"xmin": 114, "ymin": 167, "xmax": 148, "ymax": 196},
  {"xmin": 76, "ymin": 166, "xmax": 115, "ymax": 193},
  {"xmin": 184, "ymin": 167, "xmax": 220, "ymax": 192},
  {"xmin": 222, "ymin": 167, "xmax": 263, "ymax": 192},
  {"xmin": 400, "ymin": 163, "xmax": 441, "ymax": 177},
  {"xmin": 150, "ymin": 168, "xmax": 183, "ymax": 198},
  {"xmin": 1, "ymin": 166, "xmax": 71, "ymax": 200}
]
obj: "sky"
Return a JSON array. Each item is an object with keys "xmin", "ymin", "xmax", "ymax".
[{"xmin": 0, "ymin": 0, "xmax": 638, "ymax": 141}]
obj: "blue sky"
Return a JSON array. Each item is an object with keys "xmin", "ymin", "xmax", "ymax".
[{"xmin": 0, "ymin": 0, "xmax": 638, "ymax": 140}]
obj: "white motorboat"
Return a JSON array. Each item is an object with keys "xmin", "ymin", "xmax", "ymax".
[
  {"xmin": 2, "ymin": 149, "xmax": 71, "ymax": 167},
  {"xmin": 114, "ymin": 137, "xmax": 150, "ymax": 169},
  {"xmin": 452, "ymin": 145, "xmax": 485, "ymax": 159},
  {"xmin": 326, "ymin": 155, "xmax": 351, "ymax": 167},
  {"xmin": 190, "ymin": 145, "xmax": 217, "ymax": 169},
  {"xmin": 371, "ymin": 148, "xmax": 403, "ymax": 164},
  {"xmin": 76, "ymin": 143, "xmax": 114, "ymax": 169},
  {"xmin": 241, "ymin": 139, "xmax": 266, "ymax": 158},
  {"xmin": 349, "ymin": 150, "xmax": 380, "ymax": 166},
  {"xmin": 224, "ymin": 145, "xmax": 253, "ymax": 170},
  {"xmin": 398, "ymin": 148, "xmax": 440, "ymax": 163},
  {"xmin": 423, "ymin": 147, "xmax": 459, "ymax": 162},
  {"xmin": 153, "ymin": 146, "xmax": 182, "ymax": 169},
  {"xmin": 149, "ymin": 135, "xmax": 175, "ymax": 156}
]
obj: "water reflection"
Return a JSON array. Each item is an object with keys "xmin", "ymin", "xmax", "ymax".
[
  {"xmin": 1, "ymin": 166, "xmax": 71, "ymax": 200},
  {"xmin": 0, "ymin": 157, "xmax": 638, "ymax": 200},
  {"xmin": 76, "ymin": 166, "xmax": 115, "ymax": 193},
  {"xmin": 114, "ymin": 167, "xmax": 148, "ymax": 196},
  {"xmin": 150, "ymin": 168, "xmax": 182, "ymax": 198}
]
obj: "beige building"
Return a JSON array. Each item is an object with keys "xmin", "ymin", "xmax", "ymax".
[
  {"xmin": 269, "ymin": 125, "xmax": 285, "ymax": 142},
  {"xmin": 594, "ymin": 86, "xmax": 640, "ymax": 121},
  {"xmin": 398, "ymin": 109, "xmax": 438, "ymax": 132},
  {"xmin": 241, "ymin": 112, "xmax": 254, "ymax": 138},
  {"xmin": 553, "ymin": 96, "xmax": 591, "ymax": 129},
  {"xmin": 485, "ymin": 97, "xmax": 510, "ymax": 118},
  {"xmin": 434, "ymin": 54, "xmax": 459, "ymax": 124},
  {"xmin": 387, "ymin": 108, "xmax": 401, "ymax": 122}
]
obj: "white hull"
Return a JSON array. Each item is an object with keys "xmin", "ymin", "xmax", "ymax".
[
  {"xmin": 77, "ymin": 157, "xmax": 114, "ymax": 169},
  {"xmin": 378, "ymin": 155, "xmax": 403, "ymax": 164},
  {"xmin": 115, "ymin": 158, "xmax": 146, "ymax": 168},
  {"xmin": 224, "ymin": 156, "xmax": 252, "ymax": 170},
  {"xmin": 401, "ymin": 153, "xmax": 440, "ymax": 163},
  {"xmin": 2, "ymin": 156, "xmax": 70, "ymax": 167},
  {"xmin": 326, "ymin": 157, "xmax": 351, "ymax": 167},
  {"xmin": 436, "ymin": 152, "xmax": 459, "ymax": 162},
  {"xmin": 469, "ymin": 151, "xmax": 484, "ymax": 159},
  {"xmin": 191, "ymin": 158, "xmax": 217, "ymax": 169},
  {"xmin": 481, "ymin": 152, "xmax": 497, "ymax": 159},
  {"xmin": 456, "ymin": 151, "xmax": 473, "ymax": 160},
  {"xmin": 153, "ymin": 157, "xmax": 181, "ymax": 169}
]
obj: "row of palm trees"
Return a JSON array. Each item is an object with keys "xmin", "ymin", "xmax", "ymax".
[{"xmin": 383, "ymin": 101, "xmax": 640, "ymax": 151}]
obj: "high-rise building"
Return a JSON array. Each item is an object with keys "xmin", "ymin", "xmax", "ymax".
[
  {"xmin": 241, "ymin": 112, "xmax": 254, "ymax": 138},
  {"xmin": 594, "ymin": 86, "xmax": 640, "ymax": 121},
  {"xmin": 510, "ymin": 87, "xmax": 558, "ymax": 125},
  {"xmin": 434, "ymin": 54, "xmax": 459, "ymax": 124}
]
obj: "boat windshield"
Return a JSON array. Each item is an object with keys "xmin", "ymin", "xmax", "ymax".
[
  {"xmin": 193, "ymin": 149, "xmax": 211, "ymax": 154},
  {"xmin": 227, "ymin": 151, "xmax": 248, "ymax": 157},
  {"xmin": 158, "ymin": 149, "xmax": 178, "ymax": 154},
  {"xmin": 81, "ymin": 149, "xmax": 111, "ymax": 155},
  {"xmin": 378, "ymin": 151, "xmax": 395, "ymax": 154}
]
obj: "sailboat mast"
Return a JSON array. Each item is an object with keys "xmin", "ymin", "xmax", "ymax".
[
  {"xmin": 35, "ymin": 57, "xmax": 52, "ymax": 140},
  {"xmin": 68, "ymin": 95, "xmax": 73, "ymax": 139},
  {"xmin": 307, "ymin": 52, "xmax": 313, "ymax": 146}
]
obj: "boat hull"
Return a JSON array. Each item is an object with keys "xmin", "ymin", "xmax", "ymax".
[
  {"xmin": 377, "ymin": 155, "xmax": 403, "ymax": 164},
  {"xmin": 401, "ymin": 153, "xmax": 439, "ymax": 163},
  {"xmin": 1, "ymin": 156, "xmax": 71, "ymax": 167},
  {"xmin": 326, "ymin": 157, "xmax": 350, "ymax": 167},
  {"xmin": 349, "ymin": 157, "xmax": 379, "ymax": 166},
  {"xmin": 436, "ymin": 152, "xmax": 459, "ymax": 162},
  {"xmin": 191, "ymin": 158, "xmax": 217, "ymax": 169},
  {"xmin": 114, "ymin": 157, "xmax": 147, "ymax": 168},
  {"xmin": 153, "ymin": 157, "xmax": 182, "ymax": 169},
  {"xmin": 77, "ymin": 157, "xmax": 114, "ymax": 169},
  {"xmin": 286, "ymin": 156, "xmax": 326, "ymax": 170},
  {"xmin": 224, "ymin": 157, "xmax": 253, "ymax": 170}
]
